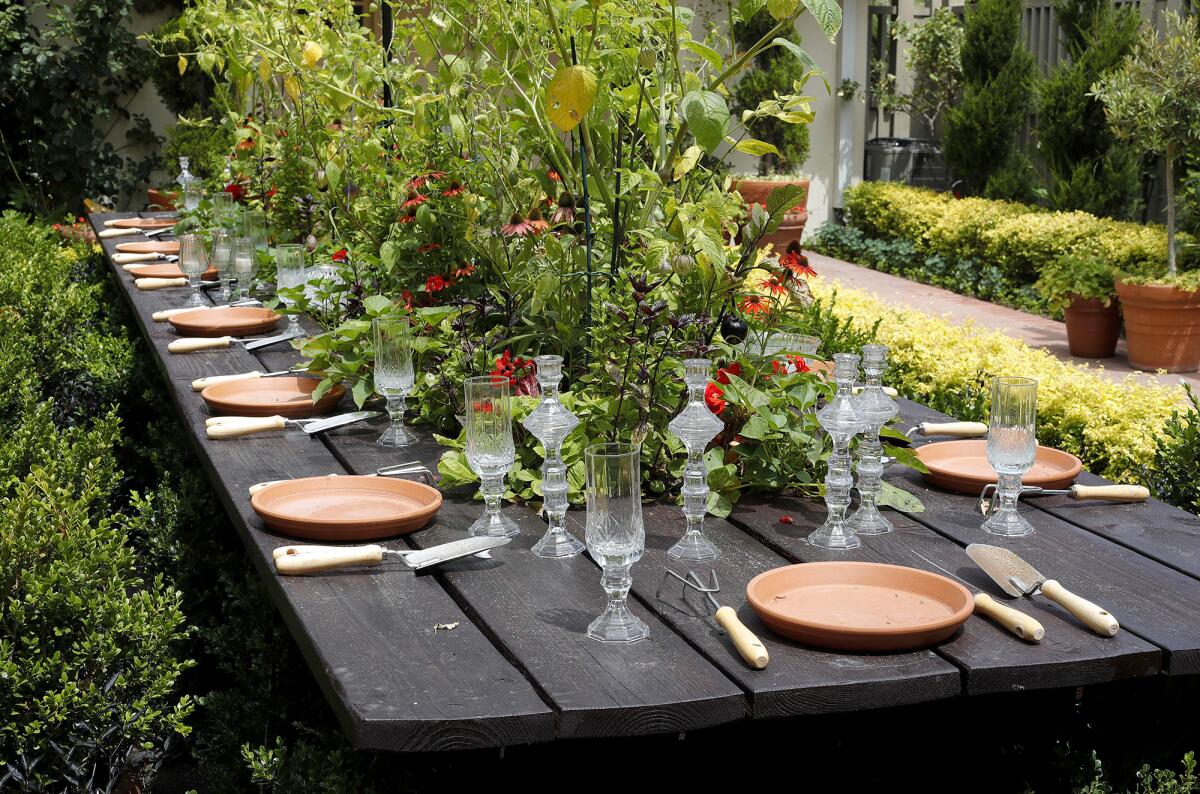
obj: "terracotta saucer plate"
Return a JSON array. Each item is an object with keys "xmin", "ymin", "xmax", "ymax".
[
  {"xmin": 169, "ymin": 306, "xmax": 281, "ymax": 337},
  {"xmin": 109, "ymin": 217, "xmax": 177, "ymax": 229},
  {"xmin": 746, "ymin": 562, "xmax": 973, "ymax": 652},
  {"xmin": 916, "ymin": 439, "xmax": 1082, "ymax": 494},
  {"xmin": 129, "ymin": 263, "xmax": 218, "ymax": 280},
  {"xmin": 202, "ymin": 376, "xmax": 345, "ymax": 418},
  {"xmin": 251, "ymin": 476, "xmax": 443, "ymax": 541},
  {"xmin": 115, "ymin": 240, "xmax": 180, "ymax": 254}
]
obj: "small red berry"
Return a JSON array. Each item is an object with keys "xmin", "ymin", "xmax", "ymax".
[{"xmin": 779, "ymin": 515, "xmax": 794, "ymax": 525}]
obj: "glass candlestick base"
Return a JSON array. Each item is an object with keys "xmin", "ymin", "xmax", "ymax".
[
  {"xmin": 847, "ymin": 504, "xmax": 893, "ymax": 536},
  {"xmin": 377, "ymin": 423, "xmax": 415, "ymax": 447},
  {"xmin": 469, "ymin": 510, "xmax": 521, "ymax": 538},
  {"xmin": 806, "ymin": 523, "xmax": 862, "ymax": 550},
  {"xmin": 531, "ymin": 527, "xmax": 586, "ymax": 558},
  {"xmin": 982, "ymin": 510, "xmax": 1034, "ymax": 537},
  {"xmin": 587, "ymin": 605, "xmax": 650, "ymax": 643},
  {"xmin": 668, "ymin": 528, "xmax": 720, "ymax": 562}
]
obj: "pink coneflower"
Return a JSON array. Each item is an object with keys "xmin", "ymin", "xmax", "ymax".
[
  {"xmin": 402, "ymin": 192, "xmax": 429, "ymax": 209},
  {"xmin": 501, "ymin": 213, "xmax": 538, "ymax": 237},
  {"xmin": 550, "ymin": 193, "xmax": 576, "ymax": 226}
]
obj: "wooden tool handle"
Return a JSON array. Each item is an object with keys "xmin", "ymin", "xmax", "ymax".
[
  {"xmin": 1070, "ymin": 484, "xmax": 1150, "ymax": 502},
  {"xmin": 205, "ymin": 415, "xmax": 258, "ymax": 427},
  {"xmin": 206, "ymin": 415, "xmax": 286, "ymax": 439},
  {"xmin": 973, "ymin": 593, "xmax": 1045, "ymax": 642},
  {"xmin": 114, "ymin": 252, "xmax": 159, "ymax": 265},
  {"xmin": 136, "ymin": 277, "xmax": 187, "ymax": 291},
  {"xmin": 169, "ymin": 336, "xmax": 232, "ymax": 353},
  {"xmin": 1041, "ymin": 580, "xmax": 1120, "ymax": 637},
  {"xmin": 714, "ymin": 606, "xmax": 769, "ymax": 670},
  {"xmin": 98, "ymin": 227, "xmax": 138, "ymax": 238},
  {"xmin": 192, "ymin": 371, "xmax": 263, "ymax": 391},
  {"xmin": 920, "ymin": 421, "xmax": 988, "ymax": 437},
  {"xmin": 103, "ymin": 218, "xmax": 121, "ymax": 227},
  {"xmin": 274, "ymin": 545, "xmax": 384, "ymax": 574}
]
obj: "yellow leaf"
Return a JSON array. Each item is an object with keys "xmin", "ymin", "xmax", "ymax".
[
  {"xmin": 257, "ymin": 57, "xmax": 271, "ymax": 83},
  {"xmin": 672, "ymin": 144, "xmax": 702, "ymax": 181},
  {"xmin": 545, "ymin": 65, "xmax": 597, "ymax": 133},
  {"xmin": 301, "ymin": 41, "xmax": 323, "ymax": 69},
  {"xmin": 284, "ymin": 76, "xmax": 301, "ymax": 103},
  {"xmin": 177, "ymin": 55, "xmax": 187, "ymax": 76}
]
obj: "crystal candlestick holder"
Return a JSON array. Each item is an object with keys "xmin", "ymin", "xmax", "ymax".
[
  {"xmin": 809, "ymin": 353, "xmax": 864, "ymax": 550},
  {"xmin": 849, "ymin": 344, "xmax": 898, "ymax": 535},
  {"xmin": 521, "ymin": 355, "xmax": 586, "ymax": 558},
  {"xmin": 666, "ymin": 358, "xmax": 725, "ymax": 562}
]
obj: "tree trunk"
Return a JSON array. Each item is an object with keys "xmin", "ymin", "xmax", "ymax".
[{"xmin": 1167, "ymin": 141, "xmax": 1177, "ymax": 276}]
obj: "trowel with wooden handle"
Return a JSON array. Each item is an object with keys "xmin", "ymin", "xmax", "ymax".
[
  {"xmin": 966, "ymin": 543, "xmax": 1120, "ymax": 637},
  {"xmin": 273, "ymin": 536, "xmax": 510, "ymax": 575}
]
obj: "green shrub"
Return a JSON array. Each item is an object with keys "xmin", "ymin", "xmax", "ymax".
[
  {"xmin": 1147, "ymin": 385, "xmax": 1200, "ymax": 516},
  {"xmin": 1035, "ymin": 251, "xmax": 1119, "ymax": 310},
  {"xmin": 731, "ymin": 7, "xmax": 810, "ymax": 174}
]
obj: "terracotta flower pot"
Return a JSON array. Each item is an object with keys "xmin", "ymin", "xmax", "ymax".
[
  {"xmin": 730, "ymin": 177, "xmax": 809, "ymax": 251},
  {"xmin": 147, "ymin": 188, "xmax": 178, "ymax": 211},
  {"xmin": 1115, "ymin": 280, "xmax": 1200, "ymax": 373},
  {"xmin": 1063, "ymin": 295, "xmax": 1121, "ymax": 359}
]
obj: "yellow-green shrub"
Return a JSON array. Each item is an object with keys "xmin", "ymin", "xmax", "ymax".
[{"xmin": 816, "ymin": 282, "xmax": 1182, "ymax": 484}]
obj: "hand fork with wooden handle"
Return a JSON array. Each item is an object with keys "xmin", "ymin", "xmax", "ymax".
[
  {"xmin": 656, "ymin": 569, "xmax": 769, "ymax": 670},
  {"xmin": 977, "ymin": 483, "xmax": 1150, "ymax": 516}
]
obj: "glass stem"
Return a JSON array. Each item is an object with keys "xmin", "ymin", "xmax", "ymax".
[
  {"xmin": 542, "ymin": 448, "xmax": 568, "ymax": 535},
  {"xmin": 681, "ymin": 455, "xmax": 708, "ymax": 537},
  {"xmin": 601, "ymin": 563, "xmax": 632, "ymax": 610},
  {"xmin": 994, "ymin": 472, "xmax": 1023, "ymax": 519},
  {"xmin": 386, "ymin": 395, "xmax": 407, "ymax": 431},
  {"xmin": 480, "ymin": 472, "xmax": 505, "ymax": 520}
]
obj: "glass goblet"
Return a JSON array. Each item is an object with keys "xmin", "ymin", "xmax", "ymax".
[
  {"xmin": 983, "ymin": 376, "xmax": 1038, "ymax": 537},
  {"xmin": 212, "ymin": 191, "xmax": 236, "ymax": 231},
  {"xmin": 373, "ymin": 315, "xmax": 416, "ymax": 447},
  {"xmin": 232, "ymin": 237, "xmax": 255, "ymax": 301},
  {"xmin": 464, "ymin": 375, "xmax": 519, "ymax": 537},
  {"xmin": 275, "ymin": 244, "xmax": 306, "ymax": 337},
  {"xmin": 177, "ymin": 233, "xmax": 206, "ymax": 308},
  {"xmin": 584, "ymin": 442, "xmax": 649, "ymax": 643},
  {"xmin": 210, "ymin": 230, "xmax": 232, "ymax": 303}
]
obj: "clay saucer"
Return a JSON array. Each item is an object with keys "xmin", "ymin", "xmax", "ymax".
[
  {"xmin": 169, "ymin": 306, "xmax": 281, "ymax": 337},
  {"xmin": 128, "ymin": 263, "xmax": 218, "ymax": 280},
  {"xmin": 108, "ymin": 217, "xmax": 176, "ymax": 229},
  {"xmin": 251, "ymin": 476, "xmax": 442, "ymax": 541},
  {"xmin": 916, "ymin": 440, "xmax": 1082, "ymax": 494},
  {"xmin": 115, "ymin": 240, "xmax": 180, "ymax": 254},
  {"xmin": 746, "ymin": 562, "xmax": 973, "ymax": 652},
  {"xmin": 202, "ymin": 376, "xmax": 345, "ymax": 418}
]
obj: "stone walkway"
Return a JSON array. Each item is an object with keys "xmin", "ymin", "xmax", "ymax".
[{"xmin": 806, "ymin": 251, "xmax": 1200, "ymax": 393}]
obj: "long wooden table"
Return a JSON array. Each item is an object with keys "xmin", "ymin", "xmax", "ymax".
[{"xmin": 90, "ymin": 212, "xmax": 1200, "ymax": 751}]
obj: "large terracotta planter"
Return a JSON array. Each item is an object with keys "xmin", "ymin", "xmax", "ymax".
[
  {"xmin": 1115, "ymin": 280, "xmax": 1200, "ymax": 373},
  {"xmin": 730, "ymin": 177, "xmax": 809, "ymax": 251},
  {"xmin": 1063, "ymin": 295, "xmax": 1121, "ymax": 359},
  {"xmin": 147, "ymin": 188, "xmax": 178, "ymax": 210}
]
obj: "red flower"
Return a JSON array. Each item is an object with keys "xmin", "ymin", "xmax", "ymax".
[
  {"xmin": 402, "ymin": 192, "xmax": 429, "ymax": 209},
  {"xmin": 716, "ymin": 362, "xmax": 742, "ymax": 385},
  {"xmin": 331, "ymin": 248, "xmax": 348, "ymax": 263},
  {"xmin": 425, "ymin": 274, "xmax": 449, "ymax": 292},
  {"xmin": 779, "ymin": 250, "xmax": 816, "ymax": 279},
  {"xmin": 454, "ymin": 262, "xmax": 476, "ymax": 278},
  {"xmin": 398, "ymin": 211, "xmax": 416, "ymax": 224},
  {"xmin": 790, "ymin": 355, "xmax": 811, "ymax": 373},
  {"xmin": 547, "ymin": 169, "xmax": 561, "ymax": 182},
  {"xmin": 265, "ymin": 185, "xmax": 278, "ymax": 200},
  {"xmin": 416, "ymin": 243, "xmax": 441, "ymax": 254},
  {"xmin": 705, "ymin": 382, "xmax": 726, "ymax": 415},
  {"xmin": 224, "ymin": 182, "xmax": 246, "ymax": 202},
  {"xmin": 740, "ymin": 294, "xmax": 770, "ymax": 316},
  {"xmin": 764, "ymin": 275, "xmax": 789, "ymax": 295},
  {"xmin": 400, "ymin": 290, "xmax": 415, "ymax": 310},
  {"xmin": 490, "ymin": 350, "xmax": 539, "ymax": 395},
  {"xmin": 771, "ymin": 355, "xmax": 812, "ymax": 376},
  {"xmin": 442, "ymin": 181, "xmax": 465, "ymax": 197}
]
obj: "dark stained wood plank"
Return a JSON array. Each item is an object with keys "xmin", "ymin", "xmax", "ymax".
[
  {"xmin": 895, "ymin": 399, "xmax": 1200, "ymax": 583},
  {"xmin": 319, "ymin": 430, "xmax": 748, "ymax": 739},
  {"xmin": 90, "ymin": 213, "xmax": 557, "ymax": 751},
  {"xmin": 590, "ymin": 503, "xmax": 962, "ymax": 717},
  {"xmin": 728, "ymin": 497, "xmax": 1161, "ymax": 695}
]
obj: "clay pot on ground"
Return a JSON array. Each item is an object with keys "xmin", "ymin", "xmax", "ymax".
[
  {"xmin": 1115, "ymin": 280, "xmax": 1200, "ymax": 373},
  {"xmin": 147, "ymin": 188, "xmax": 178, "ymax": 210},
  {"xmin": 730, "ymin": 176, "xmax": 809, "ymax": 251},
  {"xmin": 1063, "ymin": 295, "xmax": 1121, "ymax": 359}
]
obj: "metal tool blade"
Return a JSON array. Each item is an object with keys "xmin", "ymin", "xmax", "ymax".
[
  {"xmin": 965, "ymin": 544, "xmax": 1045, "ymax": 598},
  {"xmin": 300, "ymin": 410, "xmax": 380, "ymax": 435},
  {"xmin": 402, "ymin": 536, "xmax": 510, "ymax": 570},
  {"xmin": 243, "ymin": 331, "xmax": 299, "ymax": 351}
]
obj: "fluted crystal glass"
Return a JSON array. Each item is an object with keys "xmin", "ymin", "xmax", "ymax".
[
  {"xmin": 584, "ymin": 443, "xmax": 649, "ymax": 644},
  {"xmin": 373, "ymin": 316, "xmax": 416, "ymax": 447},
  {"xmin": 983, "ymin": 377, "xmax": 1038, "ymax": 537},
  {"xmin": 212, "ymin": 191, "xmax": 237, "ymax": 232},
  {"xmin": 210, "ymin": 230, "xmax": 232, "ymax": 303},
  {"xmin": 178, "ymin": 233, "xmax": 206, "ymax": 307},
  {"xmin": 810, "ymin": 353, "xmax": 864, "ymax": 549},
  {"xmin": 849, "ymin": 344, "xmax": 898, "ymax": 535},
  {"xmin": 667, "ymin": 358, "xmax": 724, "ymax": 561},
  {"xmin": 275, "ymin": 244, "xmax": 306, "ymax": 338},
  {"xmin": 521, "ymin": 355, "xmax": 585, "ymax": 558},
  {"xmin": 465, "ymin": 375, "xmax": 519, "ymax": 537},
  {"xmin": 232, "ymin": 237, "xmax": 254, "ymax": 301},
  {"xmin": 241, "ymin": 210, "xmax": 267, "ymax": 295}
]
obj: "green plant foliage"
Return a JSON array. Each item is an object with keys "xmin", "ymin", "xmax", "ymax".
[
  {"xmin": 1035, "ymin": 250, "xmax": 1118, "ymax": 310},
  {"xmin": 1035, "ymin": 1, "xmax": 1140, "ymax": 219},
  {"xmin": 732, "ymin": 8, "xmax": 811, "ymax": 173},
  {"xmin": 942, "ymin": 0, "xmax": 1036, "ymax": 198},
  {"xmin": 870, "ymin": 8, "xmax": 964, "ymax": 136},
  {"xmin": 0, "ymin": 0, "xmax": 159, "ymax": 214},
  {"xmin": 1147, "ymin": 385, "xmax": 1200, "ymax": 516}
]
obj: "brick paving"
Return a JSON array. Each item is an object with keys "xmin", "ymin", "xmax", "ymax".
[{"xmin": 806, "ymin": 251, "xmax": 1200, "ymax": 393}]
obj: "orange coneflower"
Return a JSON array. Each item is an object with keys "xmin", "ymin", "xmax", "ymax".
[
  {"xmin": 442, "ymin": 181, "xmax": 465, "ymax": 197},
  {"xmin": 527, "ymin": 207, "xmax": 550, "ymax": 234},
  {"xmin": 454, "ymin": 262, "xmax": 476, "ymax": 278},
  {"xmin": 416, "ymin": 243, "xmax": 441, "ymax": 254},
  {"xmin": 740, "ymin": 294, "xmax": 771, "ymax": 316},
  {"xmin": 402, "ymin": 191, "xmax": 429, "ymax": 209},
  {"xmin": 780, "ymin": 249, "xmax": 816, "ymax": 279},
  {"xmin": 764, "ymin": 275, "xmax": 789, "ymax": 296},
  {"xmin": 547, "ymin": 169, "xmax": 561, "ymax": 182}
]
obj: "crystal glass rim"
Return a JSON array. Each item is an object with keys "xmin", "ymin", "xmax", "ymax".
[
  {"xmin": 993, "ymin": 376, "xmax": 1037, "ymax": 388},
  {"xmin": 275, "ymin": 243, "xmax": 304, "ymax": 252},
  {"xmin": 682, "ymin": 357, "xmax": 709, "ymax": 366},
  {"xmin": 534, "ymin": 354, "xmax": 563, "ymax": 365},
  {"xmin": 464, "ymin": 374, "xmax": 509, "ymax": 387},
  {"xmin": 584, "ymin": 442, "xmax": 640, "ymax": 459}
]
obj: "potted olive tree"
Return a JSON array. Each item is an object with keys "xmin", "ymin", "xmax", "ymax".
[
  {"xmin": 1036, "ymin": 251, "xmax": 1121, "ymax": 358},
  {"xmin": 1095, "ymin": 12, "xmax": 1200, "ymax": 372},
  {"xmin": 729, "ymin": 6, "xmax": 813, "ymax": 250}
]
